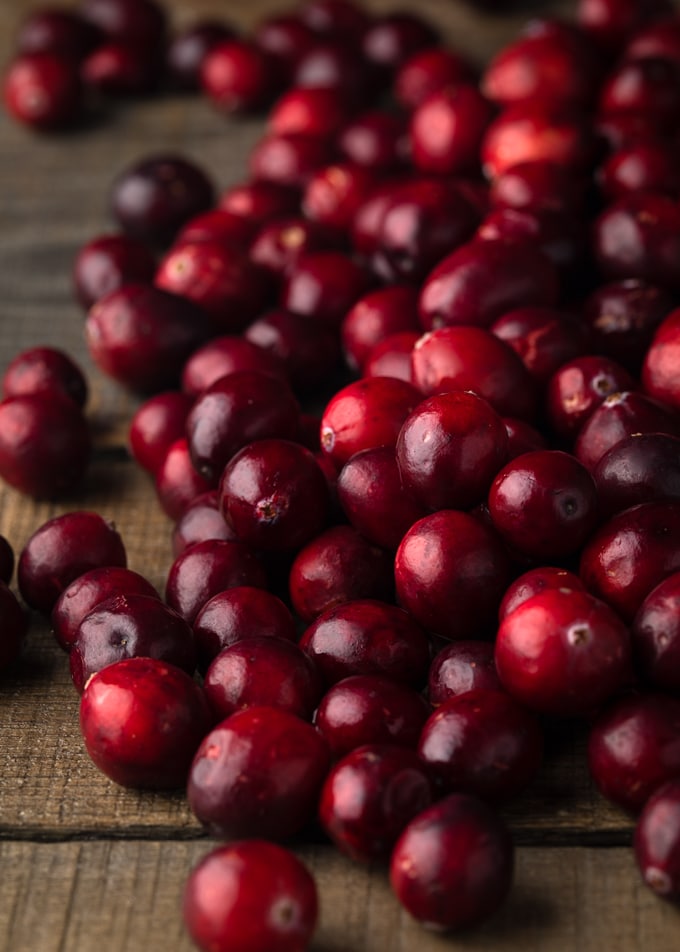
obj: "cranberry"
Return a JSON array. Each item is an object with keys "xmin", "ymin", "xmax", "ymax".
[
  {"xmin": 81, "ymin": 41, "xmax": 160, "ymax": 96},
  {"xmin": 249, "ymin": 218, "xmax": 338, "ymax": 280},
  {"xmin": 632, "ymin": 572, "xmax": 680, "ymax": 691},
  {"xmin": 188, "ymin": 705, "xmax": 330, "ymax": 839},
  {"xmin": 282, "ymin": 252, "xmax": 372, "ymax": 327},
  {"xmin": 478, "ymin": 207, "xmax": 586, "ymax": 283},
  {"xmin": 428, "ymin": 641, "xmax": 501, "ymax": 705},
  {"xmin": 394, "ymin": 46, "xmax": 473, "ymax": 111},
  {"xmin": 18, "ymin": 511, "xmax": 126, "ymax": 614},
  {"xmin": 17, "ymin": 9, "xmax": 100, "ymax": 60},
  {"xmin": 499, "ymin": 566, "xmax": 586, "ymax": 620},
  {"xmin": 166, "ymin": 21, "xmax": 236, "ymax": 91},
  {"xmin": 364, "ymin": 331, "xmax": 419, "ymax": 382},
  {"xmin": 588, "ymin": 693, "xmax": 680, "ymax": 813},
  {"xmin": 175, "ymin": 209, "xmax": 257, "ymax": 249},
  {"xmin": 410, "ymin": 86, "xmax": 494, "ymax": 176},
  {"xmin": 411, "ymin": 326, "xmax": 538, "ymax": 421},
  {"xmin": 268, "ymin": 86, "xmax": 352, "ymax": 140},
  {"xmin": 600, "ymin": 58, "xmax": 680, "ymax": 127},
  {"xmin": 186, "ymin": 372, "xmax": 300, "ymax": 484},
  {"xmin": 193, "ymin": 586, "xmax": 295, "ymax": 670},
  {"xmin": 503, "ymin": 416, "xmax": 548, "ymax": 458},
  {"xmin": 351, "ymin": 184, "xmax": 403, "ymax": 259},
  {"xmin": 181, "ymin": 335, "xmax": 285, "ymax": 399},
  {"xmin": 594, "ymin": 433, "xmax": 680, "ymax": 517},
  {"xmin": 643, "ymin": 308, "xmax": 680, "ymax": 412},
  {"xmin": 110, "ymin": 156, "xmax": 215, "ymax": 247},
  {"xmin": 2, "ymin": 346, "xmax": 87, "ymax": 408},
  {"xmin": 362, "ymin": 12, "xmax": 438, "ymax": 73},
  {"xmin": 635, "ymin": 780, "xmax": 680, "ymax": 901},
  {"xmin": 80, "ymin": 656, "xmax": 211, "ymax": 789},
  {"xmin": 200, "ymin": 40, "xmax": 278, "ymax": 113},
  {"xmin": 73, "ymin": 234, "xmax": 156, "ymax": 311},
  {"xmin": 253, "ymin": 15, "xmax": 316, "ymax": 78},
  {"xmin": 390, "ymin": 794, "xmax": 514, "ymax": 930},
  {"xmin": 314, "ymin": 674, "xmax": 430, "ymax": 757},
  {"xmin": 245, "ymin": 310, "xmax": 340, "ymax": 394},
  {"xmin": 490, "ymin": 307, "xmax": 589, "ymax": 385},
  {"xmin": 546, "ymin": 355, "xmax": 637, "ymax": 440},
  {"xmin": 86, "ymin": 284, "xmax": 210, "ymax": 393},
  {"xmin": 128, "ymin": 391, "xmax": 192, "ymax": 476},
  {"xmin": 4, "ymin": 52, "xmax": 82, "ymax": 130},
  {"xmin": 338, "ymin": 111, "xmax": 408, "ymax": 173},
  {"xmin": 341, "ymin": 285, "xmax": 418, "ymax": 373},
  {"xmin": 183, "ymin": 841, "xmax": 318, "ymax": 952},
  {"xmin": 52, "ymin": 566, "xmax": 158, "ymax": 652},
  {"xmin": 172, "ymin": 492, "xmax": 237, "ymax": 558},
  {"xmin": 490, "ymin": 160, "xmax": 587, "ymax": 216},
  {"xmin": 219, "ymin": 180, "xmax": 301, "ymax": 227},
  {"xmin": 0, "ymin": 536, "xmax": 14, "ymax": 586},
  {"xmin": 300, "ymin": 0, "xmax": 371, "ymax": 41},
  {"xmin": 293, "ymin": 41, "xmax": 373, "ymax": 104},
  {"xmin": 599, "ymin": 141, "xmax": 680, "ymax": 202},
  {"xmin": 577, "ymin": 0, "xmax": 673, "ymax": 54},
  {"xmin": 154, "ymin": 438, "xmax": 213, "ymax": 520},
  {"xmin": 249, "ymin": 133, "xmax": 336, "ymax": 189},
  {"xmin": 495, "ymin": 588, "xmax": 631, "ymax": 717},
  {"xmin": 302, "ymin": 163, "xmax": 375, "ymax": 237},
  {"xmin": 79, "ymin": 0, "xmax": 166, "ymax": 48},
  {"xmin": 0, "ymin": 582, "xmax": 27, "ymax": 673},
  {"xmin": 595, "ymin": 111, "xmax": 670, "ymax": 151}
]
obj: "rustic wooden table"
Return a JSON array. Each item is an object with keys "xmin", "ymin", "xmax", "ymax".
[{"xmin": 1, "ymin": 0, "xmax": 679, "ymax": 949}]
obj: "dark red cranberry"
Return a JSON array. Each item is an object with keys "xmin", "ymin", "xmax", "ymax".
[
  {"xmin": 351, "ymin": 183, "xmax": 403, "ymax": 259},
  {"xmin": 219, "ymin": 180, "xmax": 301, "ymax": 227},
  {"xmin": 249, "ymin": 133, "xmax": 335, "ymax": 189},
  {"xmin": 249, "ymin": 218, "xmax": 338, "ymax": 279},
  {"xmin": 80, "ymin": 657, "xmax": 211, "ymax": 789},
  {"xmin": 300, "ymin": 0, "xmax": 371, "ymax": 41},
  {"xmin": 3, "ymin": 52, "xmax": 82, "ymax": 130},
  {"xmin": 595, "ymin": 111, "xmax": 670, "ymax": 152},
  {"xmin": 396, "ymin": 390, "xmax": 509, "ymax": 512},
  {"xmin": 624, "ymin": 15, "xmax": 680, "ymax": 64},
  {"xmin": 172, "ymin": 491, "xmax": 237, "ymax": 558},
  {"xmin": 419, "ymin": 689, "xmax": 543, "ymax": 802},
  {"xmin": 187, "ymin": 705, "xmax": 330, "ymax": 839},
  {"xmin": 52, "ymin": 566, "xmax": 158, "ymax": 652},
  {"xmin": 0, "ymin": 536, "xmax": 14, "ymax": 586},
  {"xmin": 282, "ymin": 252, "xmax": 372, "ymax": 327},
  {"xmin": 632, "ymin": 572, "xmax": 680, "ymax": 691},
  {"xmin": 364, "ymin": 331, "xmax": 419, "ymax": 382},
  {"xmin": 635, "ymin": 780, "xmax": 680, "ymax": 900},
  {"xmin": 495, "ymin": 588, "xmax": 631, "ymax": 717},
  {"xmin": 643, "ymin": 308, "xmax": 680, "ymax": 412},
  {"xmin": 155, "ymin": 438, "xmax": 213, "ymax": 520},
  {"xmin": 183, "ymin": 841, "xmax": 318, "ymax": 952},
  {"xmin": 390, "ymin": 794, "xmax": 514, "ymax": 931},
  {"xmin": 588, "ymin": 693, "xmax": 680, "ymax": 813},
  {"xmin": 253, "ymin": 15, "xmax": 316, "ymax": 78},
  {"xmin": 314, "ymin": 674, "xmax": 430, "ymax": 757},
  {"xmin": 599, "ymin": 142, "xmax": 680, "ymax": 202},
  {"xmin": 394, "ymin": 46, "xmax": 473, "ymax": 111},
  {"xmin": 362, "ymin": 13, "xmax": 438, "ymax": 73},
  {"xmin": 499, "ymin": 566, "xmax": 586, "ymax": 620},
  {"xmin": 303, "ymin": 163, "xmax": 375, "ymax": 237},
  {"xmin": 0, "ymin": 582, "xmax": 27, "ymax": 673},
  {"xmin": 165, "ymin": 539, "xmax": 267, "ymax": 625},
  {"xmin": 594, "ymin": 433, "xmax": 680, "ymax": 517},
  {"xmin": 245, "ymin": 310, "xmax": 341, "ymax": 394},
  {"xmin": 2, "ymin": 346, "xmax": 87, "ymax": 408},
  {"xmin": 81, "ymin": 41, "xmax": 161, "ymax": 96},
  {"xmin": 490, "ymin": 160, "xmax": 587, "ymax": 216},
  {"xmin": 73, "ymin": 234, "xmax": 156, "ymax": 311},
  {"xmin": 181, "ymin": 335, "xmax": 285, "ymax": 399},
  {"xmin": 503, "ymin": 416, "xmax": 548, "ymax": 458},
  {"xmin": 166, "ymin": 21, "xmax": 236, "ymax": 91},
  {"xmin": 293, "ymin": 42, "xmax": 373, "ymax": 104},
  {"xmin": 341, "ymin": 285, "xmax": 418, "ymax": 373},
  {"xmin": 428, "ymin": 641, "xmax": 501, "ymax": 706},
  {"xmin": 128, "ymin": 391, "xmax": 193, "ymax": 476},
  {"xmin": 110, "ymin": 156, "xmax": 215, "ymax": 247},
  {"xmin": 17, "ymin": 9, "xmax": 100, "ymax": 60},
  {"xmin": 410, "ymin": 86, "xmax": 494, "ymax": 176},
  {"xmin": 268, "ymin": 86, "xmax": 352, "ymax": 140},
  {"xmin": 175, "ymin": 209, "xmax": 256, "ymax": 249},
  {"xmin": 411, "ymin": 326, "xmax": 538, "ymax": 421},
  {"xmin": 86, "ymin": 284, "xmax": 210, "ymax": 394},
  {"xmin": 193, "ymin": 586, "xmax": 295, "ymax": 670},
  {"xmin": 490, "ymin": 307, "xmax": 589, "ymax": 385},
  {"xmin": 79, "ymin": 0, "xmax": 166, "ymax": 48},
  {"xmin": 546, "ymin": 354, "xmax": 637, "ymax": 439},
  {"xmin": 395, "ymin": 510, "xmax": 511, "ymax": 641},
  {"xmin": 599, "ymin": 58, "xmax": 680, "ymax": 128},
  {"xmin": 577, "ymin": 0, "xmax": 673, "ymax": 54},
  {"xmin": 338, "ymin": 111, "xmax": 408, "ymax": 173},
  {"xmin": 477, "ymin": 207, "xmax": 586, "ymax": 282},
  {"xmin": 200, "ymin": 40, "xmax": 278, "ymax": 113}
]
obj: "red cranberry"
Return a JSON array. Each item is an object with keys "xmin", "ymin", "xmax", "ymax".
[
  {"xmin": 249, "ymin": 218, "xmax": 338, "ymax": 279},
  {"xmin": 0, "ymin": 535, "xmax": 14, "ymax": 586},
  {"xmin": 478, "ymin": 207, "xmax": 586, "ymax": 283},
  {"xmin": 594, "ymin": 433, "xmax": 680, "ymax": 517},
  {"xmin": 175, "ymin": 209, "xmax": 257, "ymax": 249},
  {"xmin": 503, "ymin": 416, "xmax": 548, "ymax": 458},
  {"xmin": 599, "ymin": 141, "xmax": 680, "ymax": 201},
  {"xmin": 428, "ymin": 641, "xmax": 501, "ymax": 705},
  {"xmin": 181, "ymin": 335, "xmax": 285, "ymax": 399},
  {"xmin": 166, "ymin": 21, "xmax": 236, "ymax": 91},
  {"xmin": 499, "ymin": 566, "xmax": 586, "ymax": 620},
  {"xmin": 588, "ymin": 693, "xmax": 680, "ymax": 813},
  {"xmin": 314, "ymin": 674, "xmax": 430, "ymax": 757},
  {"xmin": 635, "ymin": 780, "xmax": 680, "ymax": 900},
  {"xmin": 546, "ymin": 354, "xmax": 637, "ymax": 439},
  {"xmin": 351, "ymin": 183, "xmax": 403, "ymax": 259},
  {"xmin": 632, "ymin": 572, "xmax": 680, "ymax": 691},
  {"xmin": 81, "ymin": 41, "xmax": 161, "ymax": 97},
  {"xmin": 577, "ymin": 0, "xmax": 673, "ymax": 54},
  {"xmin": 364, "ymin": 331, "xmax": 419, "ymax": 382},
  {"xmin": 183, "ymin": 841, "xmax": 318, "ymax": 952},
  {"xmin": 269, "ymin": 86, "xmax": 353, "ymax": 140},
  {"xmin": 643, "ymin": 308, "xmax": 680, "ymax": 412},
  {"xmin": 394, "ymin": 46, "xmax": 473, "ymax": 110},
  {"xmin": 245, "ymin": 310, "xmax": 340, "ymax": 394},
  {"xmin": 4, "ymin": 52, "xmax": 82, "ymax": 130},
  {"xmin": 188, "ymin": 705, "xmax": 330, "ymax": 839},
  {"xmin": 595, "ymin": 111, "xmax": 670, "ymax": 152},
  {"xmin": 490, "ymin": 160, "xmax": 587, "ymax": 216},
  {"xmin": 495, "ymin": 588, "xmax": 631, "ymax": 717},
  {"xmin": 624, "ymin": 15, "xmax": 680, "ymax": 64},
  {"xmin": 154, "ymin": 438, "xmax": 213, "ymax": 520},
  {"xmin": 79, "ymin": 0, "xmax": 166, "ymax": 48},
  {"xmin": 201, "ymin": 41, "xmax": 278, "ymax": 114},
  {"xmin": 73, "ymin": 234, "xmax": 156, "ymax": 311},
  {"xmin": 52, "ymin": 566, "xmax": 158, "ymax": 652},
  {"xmin": 300, "ymin": 0, "xmax": 371, "ymax": 41},
  {"xmin": 17, "ymin": 9, "xmax": 100, "ymax": 60},
  {"xmin": 253, "ymin": 15, "xmax": 316, "ymax": 78},
  {"xmin": 362, "ymin": 13, "xmax": 438, "ymax": 73},
  {"xmin": 0, "ymin": 582, "xmax": 27, "ymax": 673},
  {"xmin": 249, "ymin": 134, "xmax": 335, "ymax": 189},
  {"xmin": 411, "ymin": 326, "xmax": 538, "ymax": 421},
  {"xmin": 395, "ymin": 510, "xmax": 511, "ymax": 640},
  {"xmin": 490, "ymin": 307, "xmax": 589, "ymax": 385},
  {"xmin": 338, "ymin": 111, "xmax": 408, "ymax": 173},
  {"xmin": 18, "ymin": 511, "xmax": 126, "ymax": 614},
  {"xmin": 219, "ymin": 180, "xmax": 301, "ymax": 227},
  {"xmin": 341, "ymin": 285, "xmax": 419, "ymax": 373},
  {"xmin": 80, "ymin": 657, "xmax": 211, "ymax": 789},
  {"xmin": 419, "ymin": 689, "xmax": 543, "ymax": 802},
  {"xmin": 410, "ymin": 86, "xmax": 494, "ymax": 176},
  {"xmin": 293, "ymin": 41, "xmax": 373, "ymax": 104},
  {"xmin": 2, "ymin": 346, "xmax": 87, "ymax": 408},
  {"xmin": 172, "ymin": 492, "xmax": 237, "ymax": 558},
  {"xmin": 303, "ymin": 163, "xmax": 375, "ymax": 237},
  {"xmin": 390, "ymin": 794, "xmax": 514, "ymax": 931},
  {"xmin": 599, "ymin": 58, "xmax": 680, "ymax": 128},
  {"xmin": 193, "ymin": 586, "xmax": 295, "ymax": 670},
  {"xmin": 282, "ymin": 252, "xmax": 372, "ymax": 328},
  {"xmin": 128, "ymin": 391, "xmax": 193, "ymax": 476}
]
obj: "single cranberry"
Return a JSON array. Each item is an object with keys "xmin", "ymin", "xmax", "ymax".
[
  {"xmin": 341, "ymin": 286, "xmax": 419, "ymax": 373},
  {"xmin": 181, "ymin": 335, "xmax": 285, "ymax": 399},
  {"xmin": 79, "ymin": 0, "xmax": 166, "ymax": 48},
  {"xmin": 351, "ymin": 184, "xmax": 404, "ymax": 259},
  {"xmin": 17, "ymin": 9, "xmax": 100, "ymax": 60},
  {"xmin": 624, "ymin": 15, "xmax": 680, "ymax": 64},
  {"xmin": 477, "ymin": 207, "xmax": 586, "ymax": 283},
  {"xmin": 175, "ymin": 209, "xmax": 257, "ymax": 249},
  {"xmin": 588, "ymin": 693, "xmax": 680, "ymax": 813},
  {"xmin": 632, "ymin": 572, "xmax": 680, "ymax": 691},
  {"xmin": 364, "ymin": 331, "xmax": 419, "ymax": 382},
  {"xmin": 188, "ymin": 705, "xmax": 330, "ymax": 839},
  {"xmin": 495, "ymin": 588, "xmax": 631, "ymax": 717},
  {"xmin": 80, "ymin": 657, "xmax": 211, "ymax": 789},
  {"xmin": 595, "ymin": 111, "xmax": 670, "ymax": 152},
  {"xmin": 293, "ymin": 41, "xmax": 374, "ymax": 104},
  {"xmin": 490, "ymin": 160, "xmax": 587, "ymax": 216},
  {"xmin": 428, "ymin": 641, "xmax": 501, "ymax": 705},
  {"xmin": 282, "ymin": 251, "xmax": 372, "ymax": 327},
  {"xmin": 81, "ymin": 41, "xmax": 161, "ymax": 96},
  {"xmin": 73, "ymin": 234, "xmax": 156, "ymax": 311},
  {"xmin": 390, "ymin": 794, "xmax": 514, "ymax": 930},
  {"xmin": 594, "ymin": 433, "xmax": 680, "ymax": 517},
  {"xmin": 599, "ymin": 58, "xmax": 680, "ymax": 128},
  {"xmin": 314, "ymin": 674, "xmax": 431, "ymax": 757},
  {"xmin": 577, "ymin": 0, "xmax": 673, "ymax": 54},
  {"xmin": 200, "ymin": 40, "xmax": 278, "ymax": 113},
  {"xmin": 490, "ymin": 307, "xmax": 589, "ymax": 386},
  {"xmin": 249, "ymin": 133, "xmax": 336, "ymax": 189},
  {"xmin": 0, "ymin": 536, "xmax": 14, "ymax": 586},
  {"xmin": 394, "ymin": 46, "xmax": 473, "ymax": 110},
  {"xmin": 503, "ymin": 416, "xmax": 548, "ymax": 458},
  {"xmin": 635, "ymin": 780, "xmax": 680, "ymax": 901},
  {"xmin": 172, "ymin": 491, "xmax": 237, "ymax": 558},
  {"xmin": 110, "ymin": 155, "xmax": 215, "ymax": 247},
  {"xmin": 253, "ymin": 15, "xmax": 316, "ymax": 78},
  {"xmin": 410, "ymin": 86, "xmax": 494, "ymax": 176},
  {"xmin": 338, "ymin": 111, "xmax": 408, "ymax": 173},
  {"xmin": 193, "ymin": 586, "xmax": 295, "ymax": 670},
  {"xmin": 245, "ymin": 310, "xmax": 340, "ymax": 394},
  {"xmin": 268, "ymin": 86, "xmax": 352, "ymax": 140},
  {"xmin": 299, "ymin": 0, "xmax": 371, "ymax": 41},
  {"xmin": 219, "ymin": 180, "xmax": 301, "ymax": 227},
  {"xmin": 303, "ymin": 163, "xmax": 375, "ymax": 237},
  {"xmin": 128, "ymin": 391, "xmax": 193, "ymax": 476},
  {"xmin": 361, "ymin": 12, "xmax": 438, "ymax": 73},
  {"xmin": 0, "ymin": 582, "xmax": 27, "ymax": 673},
  {"xmin": 155, "ymin": 438, "xmax": 213, "ymax": 520},
  {"xmin": 499, "ymin": 566, "xmax": 586, "ymax": 620},
  {"xmin": 599, "ymin": 142, "xmax": 680, "ymax": 202},
  {"xmin": 2, "ymin": 346, "xmax": 87, "ymax": 408},
  {"xmin": 166, "ymin": 21, "xmax": 236, "ymax": 91},
  {"xmin": 411, "ymin": 326, "xmax": 538, "ymax": 421},
  {"xmin": 249, "ymin": 218, "xmax": 338, "ymax": 279},
  {"xmin": 3, "ymin": 52, "xmax": 82, "ymax": 130},
  {"xmin": 546, "ymin": 354, "xmax": 637, "ymax": 440},
  {"xmin": 643, "ymin": 308, "xmax": 680, "ymax": 412},
  {"xmin": 183, "ymin": 841, "xmax": 318, "ymax": 952}
]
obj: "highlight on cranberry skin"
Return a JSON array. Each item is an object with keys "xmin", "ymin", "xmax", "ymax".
[{"xmin": 634, "ymin": 779, "xmax": 680, "ymax": 903}]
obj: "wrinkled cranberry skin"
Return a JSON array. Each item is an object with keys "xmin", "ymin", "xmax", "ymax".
[
  {"xmin": 193, "ymin": 586, "xmax": 295, "ymax": 671},
  {"xmin": 314, "ymin": 674, "xmax": 431, "ymax": 758},
  {"xmin": 282, "ymin": 252, "xmax": 372, "ymax": 328},
  {"xmin": 0, "ymin": 582, "xmax": 27, "ymax": 673},
  {"xmin": 495, "ymin": 589, "xmax": 632, "ymax": 717},
  {"xmin": 19, "ymin": 511, "xmax": 126, "ymax": 614},
  {"xmin": 428, "ymin": 641, "xmax": 501, "ymax": 706},
  {"xmin": 320, "ymin": 744, "xmax": 435, "ymax": 862},
  {"xmin": 546, "ymin": 354, "xmax": 637, "ymax": 440},
  {"xmin": 81, "ymin": 41, "xmax": 161, "ymax": 97},
  {"xmin": 204, "ymin": 636, "xmax": 323, "ymax": 721},
  {"xmin": 490, "ymin": 160, "xmax": 586, "ymax": 216},
  {"xmin": 0, "ymin": 536, "xmax": 14, "ymax": 586},
  {"xmin": 129, "ymin": 391, "xmax": 193, "ymax": 476},
  {"xmin": 70, "ymin": 594, "xmax": 196, "ymax": 692},
  {"xmin": 419, "ymin": 689, "xmax": 543, "ymax": 802},
  {"xmin": 249, "ymin": 218, "xmax": 338, "ymax": 279},
  {"xmin": 588, "ymin": 693, "xmax": 680, "ymax": 813},
  {"xmin": 52, "ymin": 566, "xmax": 158, "ymax": 652},
  {"xmin": 86, "ymin": 284, "xmax": 210, "ymax": 394},
  {"xmin": 635, "ymin": 780, "xmax": 680, "ymax": 901},
  {"xmin": 2, "ymin": 347, "xmax": 87, "ymax": 409},
  {"xmin": 172, "ymin": 491, "xmax": 236, "ymax": 558},
  {"xmin": 181, "ymin": 335, "xmax": 285, "ymax": 399},
  {"xmin": 155, "ymin": 438, "xmax": 212, "ymax": 521},
  {"xmin": 183, "ymin": 841, "xmax": 318, "ymax": 952},
  {"xmin": 245, "ymin": 310, "xmax": 340, "ymax": 395},
  {"xmin": 219, "ymin": 180, "xmax": 301, "ymax": 227},
  {"xmin": 594, "ymin": 433, "xmax": 680, "ymax": 518},
  {"xmin": 341, "ymin": 285, "xmax": 419, "ymax": 373},
  {"xmin": 187, "ymin": 706, "xmax": 330, "ymax": 839},
  {"xmin": 73, "ymin": 234, "xmax": 156, "ymax": 311},
  {"xmin": 499, "ymin": 566, "xmax": 586, "ymax": 621},
  {"xmin": 80, "ymin": 657, "xmax": 211, "ymax": 789},
  {"xmin": 80, "ymin": 0, "xmax": 166, "ymax": 47},
  {"xmin": 643, "ymin": 309, "xmax": 680, "ymax": 412},
  {"xmin": 166, "ymin": 21, "xmax": 236, "ymax": 91},
  {"xmin": 201, "ymin": 41, "xmax": 278, "ymax": 114},
  {"xmin": 395, "ymin": 510, "xmax": 511, "ymax": 641},
  {"xmin": 390, "ymin": 794, "xmax": 514, "ymax": 931},
  {"xmin": 219, "ymin": 439, "xmax": 329, "ymax": 552},
  {"xmin": 632, "ymin": 572, "xmax": 680, "ymax": 692},
  {"xmin": 394, "ymin": 47, "xmax": 473, "ymax": 111},
  {"xmin": 410, "ymin": 86, "xmax": 494, "ymax": 176},
  {"xmin": 490, "ymin": 307, "xmax": 589, "ymax": 386},
  {"xmin": 17, "ymin": 9, "xmax": 100, "ymax": 60},
  {"xmin": 3, "ymin": 52, "xmax": 82, "ymax": 131}
]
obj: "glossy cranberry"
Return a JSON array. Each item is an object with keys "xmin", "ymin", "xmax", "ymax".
[
  {"xmin": 80, "ymin": 656, "xmax": 210, "ymax": 789},
  {"xmin": 588, "ymin": 693, "xmax": 680, "ymax": 813},
  {"xmin": 390, "ymin": 794, "xmax": 514, "ymax": 931},
  {"xmin": 79, "ymin": 0, "xmax": 166, "ymax": 47},
  {"xmin": 338, "ymin": 111, "xmax": 408, "ymax": 173},
  {"xmin": 86, "ymin": 284, "xmax": 210, "ymax": 393},
  {"xmin": 200, "ymin": 40, "xmax": 278, "ymax": 114},
  {"xmin": 268, "ymin": 87, "xmax": 352, "ymax": 141},
  {"xmin": 4, "ymin": 53, "xmax": 82, "ymax": 130},
  {"xmin": 293, "ymin": 42, "xmax": 373, "ymax": 104},
  {"xmin": 635, "ymin": 779, "xmax": 680, "ymax": 901},
  {"xmin": 17, "ymin": 9, "xmax": 100, "ymax": 60},
  {"xmin": 364, "ymin": 331, "xmax": 419, "ymax": 382},
  {"xmin": 411, "ymin": 326, "xmax": 538, "ymax": 421},
  {"xmin": 175, "ymin": 209, "xmax": 257, "ymax": 249},
  {"xmin": 351, "ymin": 184, "xmax": 403, "ymax": 259},
  {"xmin": 81, "ymin": 41, "xmax": 160, "ymax": 96},
  {"xmin": 546, "ymin": 355, "xmax": 637, "ymax": 440},
  {"xmin": 643, "ymin": 308, "xmax": 680, "ymax": 412},
  {"xmin": 394, "ymin": 46, "xmax": 472, "ymax": 111},
  {"xmin": 395, "ymin": 510, "xmax": 511, "ymax": 640},
  {"xmin": 499, "ymin": 566, "xmax": 586, "ymax": 620},
  {"xmin": 183, "ymin": 841, "xmax": 318, "ymax": 952},
  {"xmin": 302, "ymin": 163, "xmax": 375, "ymax": 237},
  {"xmin": 166, "ymin": 21, "xmax": 236, "ymax": 91},
  {"xmin": 219, "ymin": 180, "xmax": 301, "ymax": 227},
  {"xmin": 249, "ymin": 133, "xmax": 335, "ymax": 189},
  {"xmin": 172, "ymin": 491, "xmax": 236, "ymax": 558},
  {"xmin": 490, "ymin": 307, "xmax": 589, "ymax": 385},
  {"xmin": 0, "ymin": 536, "xmax": 14, "ymax": 586},
  {"xmin": 156, "ymin": 436, "xmax": 213, "ymax": 519},
  {"xmin": 282, "ymin": 251, "xmax": 372, "ymax": 328},
  {"xmin": 245, "ymin": 310, "xmax": 340, "ymax": 394},
  {"xmin": 595, "ymin": 111, "xmax": 670, "ymax": 152},
  {"xmin": 599, "ymin": 142, "xmax": 680, "ymax": 202},
  {"xmin": 249, "ymin": 218, "xmax": 338, "ymax": 279},
  {"xmin": 2, "ymin": 346, "xmax": 87, "ymax": 409},
  {"xmin": 300, "ymin": 0, "xmax": 371, "ymax": 40},
  {"xmin": 253, "ymin": 15, "xmax": 316, "ymax": 78},
  {"xmin": 495, "ymin": 588, "xmax": 631, "ymax": 717},
  {"xmin": 181, "ymin": 335, "xmax": 285, "ymax": 399},
  {"xmin": 188, "ymin": 705, "xmax": 330, "ymax": 839},
  {"xmin": 599, "ymin": 58, "xmax": 680, "ymax": 128},
  {"xmin": 503, "ymin": 416, "xmax": 548, "ymax": 459},
  {"xmin": 594, "ymin": 433, "xmax": 680, "ymax": 518},
  {"xmin": 577, "ymin": 0, "xmax": 673, "ymax": 54},
  {"xmin": 362, "ymin": 12, "xmax": 437, "ymax": 73},
  {"xmin": 490, "ymin": 160, "xmax": 587, "ymax": 216},
  {"xmin": 0, "ymin": 581, "xmax": 27, "ymax": 672},
  {"xmin": 128, "ymin": 391, "xmax": 192, "ymax": 476},
  {"xmin": 632, "ymin": 572, "xmax": 680, "ymax": 691},
  {"xmin": 314, "ymin": 674, "xmax": 430, "ymax": 757},
  {"xmin": 428, "ymin": 641, "xmax": 501, "ymax": 705},
  {"xmin": 341, "ymin": 286, "xmax": 418, "ymax": 373},
  {"xmin": 409, "ymin": 86, "xmax": 493, "ymax": 176},
  {"xmin": 73, "ymin": 234, "xmax": 156, "ymax": 311}
]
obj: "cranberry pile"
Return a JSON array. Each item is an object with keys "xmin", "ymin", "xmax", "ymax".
[{"xmin": 4, "ymin": 0, "xmax": 680, "ymax": 948}]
